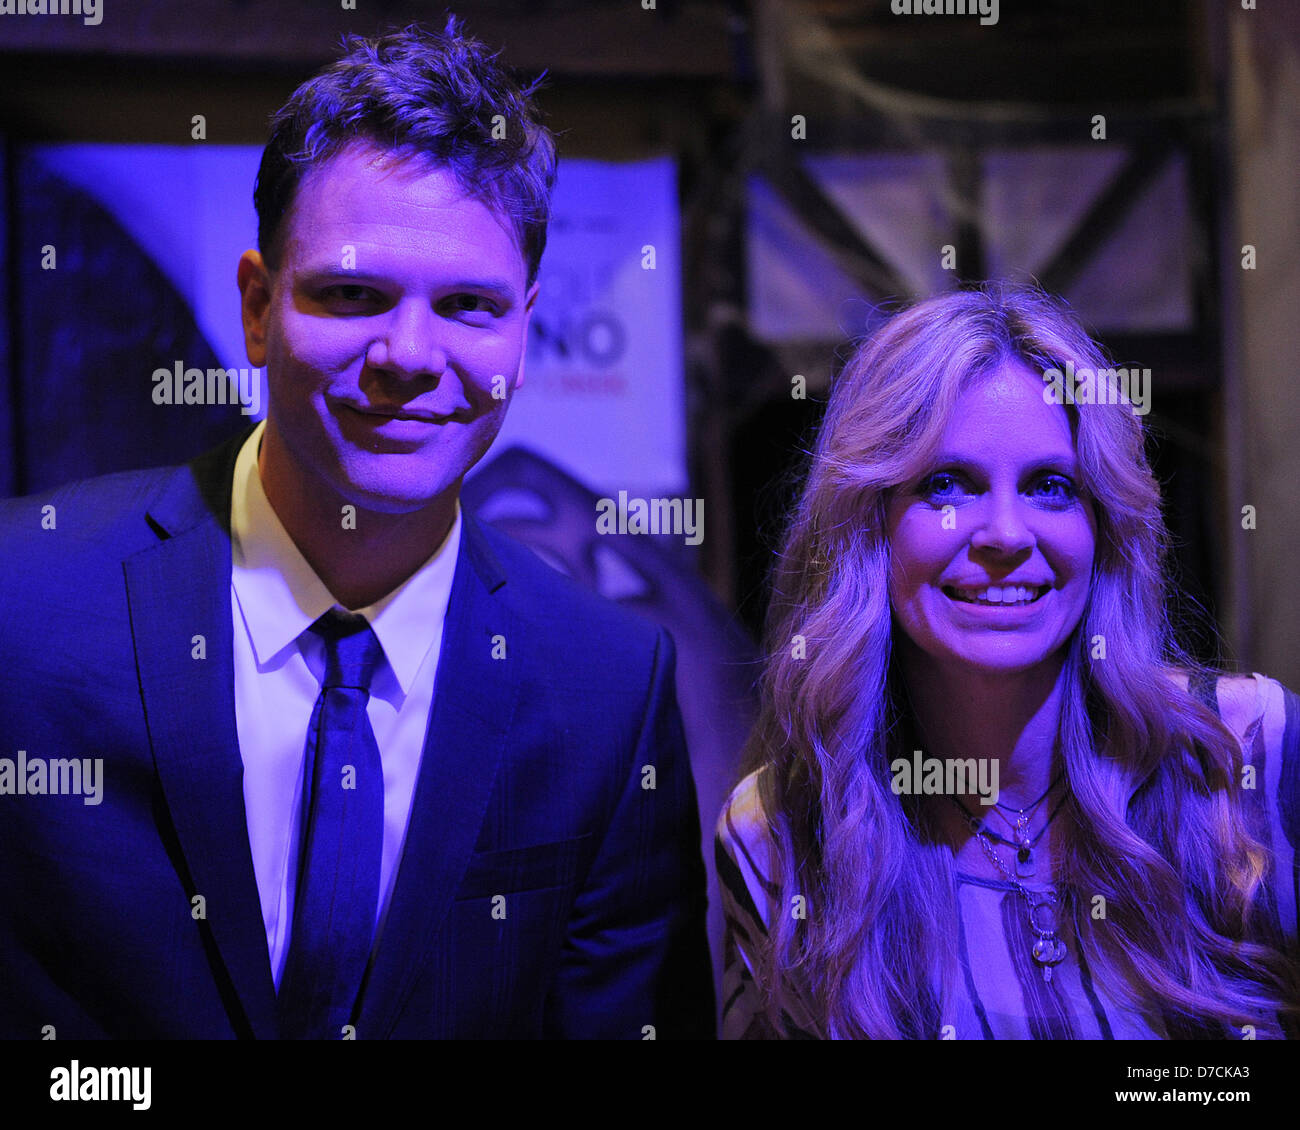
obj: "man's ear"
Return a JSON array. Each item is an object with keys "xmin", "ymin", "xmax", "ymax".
[
  {"xmin": 514, "ymin": 279, "xmax": 541, "ymax": 391},
  {"xmin": 237, "ymin": 250, "xmax": 273, "ymax": 368}
]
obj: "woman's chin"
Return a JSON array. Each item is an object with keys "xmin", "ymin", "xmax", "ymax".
[{"xmin": 929, "ymin": 639, "xmax": 1067, "ymax": 678}]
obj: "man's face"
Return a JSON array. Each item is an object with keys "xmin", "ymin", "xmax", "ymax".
[{"xmin": 241, "ymin": 141, "xmax": 538, "ymax": 515}]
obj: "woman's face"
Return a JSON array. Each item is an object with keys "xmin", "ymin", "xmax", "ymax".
[{"xmin": 885, "ymin": 359, "xmax": 1097, "ymax": 677}]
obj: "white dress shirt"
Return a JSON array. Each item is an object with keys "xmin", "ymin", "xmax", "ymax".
[{"xmin": 228, "ymin": 420, "xmax": 462, "ymax": 987}]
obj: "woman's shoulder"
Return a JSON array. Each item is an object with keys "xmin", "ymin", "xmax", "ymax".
[
  {"xmin": 715, "ymin": 768, "xmax": 779, "ymax": 922},
  {"xmin": 1218, "ymin": 674, "xmax": 1300, "ymax": 931},
  {"xmin": 1185, "ymin": 671, "xmax": 1299, "ymax": 848},
  {"xmin": 1211, "ymin": 672, "xmax": 1297, "ymax": 765},
  {"xmin": 1166, "ymin": 668, "xmax": 1288, "ymax": 753},
  {"xmin": 1230, "ymin": 672, "xmax": 1298, "ymax": 771},
  {"xmin": 716, "ymin": 768, "xmax": 771, "ymax": 855},
  {"xmin": 1213, "ymin": 671, "xmax": 1269, "ymax": 746}
]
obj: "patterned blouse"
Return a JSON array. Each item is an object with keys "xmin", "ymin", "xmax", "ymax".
[{"xmin": 715, "ymin": 673, "xmax": 1300, "ymax": 1039}]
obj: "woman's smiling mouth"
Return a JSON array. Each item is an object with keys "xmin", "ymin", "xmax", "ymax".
[{"xmin": 942, "ymin": 583, "xmax": 1052, "ymax": 606}]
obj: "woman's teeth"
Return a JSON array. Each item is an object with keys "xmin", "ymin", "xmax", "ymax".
[{"xmin": 947, "ymin": 584, "xmax": 1046, "ymax": 605}]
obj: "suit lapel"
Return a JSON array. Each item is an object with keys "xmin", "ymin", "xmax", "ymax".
[
  {"xmin": 124, "ymin": 428, "xmax": 280, "ymax": 1039},
  {"xmin": 356, "ymin": 514, "xmax": 521, "ymax": 1038},
  {"xmin": 125, "ymin": 439, "xmax": 521, "ymax": 1039}
]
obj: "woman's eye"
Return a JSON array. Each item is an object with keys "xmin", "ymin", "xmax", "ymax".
[
  {"xmin": 917, "ymin": 471, "xmax": 1079, "ymax": 507},
  {"xmin": 1032, "ymin": 475, "xmax": 1079, "ymax": 504},
  {"xmin": 919, "ymin": 472, "xmax": 967, "ymax": 500}
]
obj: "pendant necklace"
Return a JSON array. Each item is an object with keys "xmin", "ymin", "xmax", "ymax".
[
  {"xmin": 950, "ymin": 790, "xmax": 1064, "ymax": 879},
  {"xmin": 949, "ymin": 792, "xmax": 1069, "ymax": 983},
  {"xmin": 988, "ymin": 794, "xmax": 1066, "ymax": 878},
  {"xmin": 989, "ymin": 774, "xmax": 1062, "ymax": 877}
]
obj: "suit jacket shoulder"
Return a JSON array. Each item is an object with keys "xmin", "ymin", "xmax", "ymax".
[{"xmin": 467, "ymin": 513, "xmax": 667, "ymax": 672}]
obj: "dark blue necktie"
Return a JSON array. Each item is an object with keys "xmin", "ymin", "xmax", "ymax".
[{"xmin": 277, "ymin": 608, "xmax": 385, "ymax": 1040}]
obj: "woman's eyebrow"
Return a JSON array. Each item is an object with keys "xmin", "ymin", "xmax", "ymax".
[{"xmin": 928, "ymin": 453, "xmax": 1078, "ymax": 473}]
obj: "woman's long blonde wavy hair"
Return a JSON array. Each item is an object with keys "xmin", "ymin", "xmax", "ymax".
[{"xmin": 746, "ymin": 283, "xmax": 1300, "ymax": 1039}]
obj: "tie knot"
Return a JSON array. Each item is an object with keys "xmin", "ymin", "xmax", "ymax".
[{"xmin": 309, "ymin": 608, "xmax": 384, "ymax": 692}]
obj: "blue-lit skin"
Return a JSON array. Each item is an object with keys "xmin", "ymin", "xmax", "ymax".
[{"xmin": 236, "ymin": 141, "xmax": 539, "ymax": 606}]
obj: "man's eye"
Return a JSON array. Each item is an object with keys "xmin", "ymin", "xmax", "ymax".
[
  {"xmin": 444, "ymin": 294, "xmax": 498, "ymax": 316},
  {"xmin": 320, "ymin": 284, "xmax": 378, "ymax": 306}
]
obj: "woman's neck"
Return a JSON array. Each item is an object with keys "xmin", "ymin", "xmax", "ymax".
[{"xmin": 895, "ymin": 640, "xmax": 1070, "ymax": 810}]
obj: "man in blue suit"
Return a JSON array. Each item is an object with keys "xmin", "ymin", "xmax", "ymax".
[{"xmin": 0, "ymin": 20, "xmax": 713, "ymax": 1039}]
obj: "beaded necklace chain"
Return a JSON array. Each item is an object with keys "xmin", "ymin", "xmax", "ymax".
[
  {"xmin": 951, "ymin": 792, "xmax": 1067, "ymax": 878},
  {"xmin": 948, "ymin": 786, "xmax": 1069, "ymax": 983}
]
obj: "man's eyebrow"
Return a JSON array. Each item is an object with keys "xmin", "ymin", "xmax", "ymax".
[
  {"xmin": 447, "ymin": 277, "xmax": 519, "ymax": 298},
  {"xmin": 295, "ymin": 266, "xmax": 519, "ymax": 297},
  {"xmin": 293, "ymin": 266, "xmax": 380, "ymax": 288}
]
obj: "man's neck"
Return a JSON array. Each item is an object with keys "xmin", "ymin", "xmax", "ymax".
[{"xmin": 257, "ymin": 436, "xmax": 458, "ymax": 612}]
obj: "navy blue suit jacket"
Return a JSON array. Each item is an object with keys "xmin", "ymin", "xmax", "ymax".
[{"xmin": 0, "ymin": 429, "xmax": 715, "ymax": 1038}]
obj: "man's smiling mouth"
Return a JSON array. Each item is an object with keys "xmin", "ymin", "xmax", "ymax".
[{"xmin": 342, "ymin": 402, "xmax": 451, "ymax": 424}]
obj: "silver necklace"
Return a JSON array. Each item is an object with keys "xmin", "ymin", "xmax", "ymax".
[
  {"xmin": 951, "ymin": 798, "xmax": 1068, "ymax": 983},
  {"xmin": 953, "ymin": 793, "xmax": 1067, "ymax": 878},
  {"xmin": 988, "ymin": 773, "xmax": 1062, "ymax": 877}
]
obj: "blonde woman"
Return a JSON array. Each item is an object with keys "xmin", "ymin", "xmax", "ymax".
[{"xmin": 718, "ymin": 284, "xmax": 1300, "ymax": 1039}]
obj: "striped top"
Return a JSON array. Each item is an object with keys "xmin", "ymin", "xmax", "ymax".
[{"xmin": 715, "ymin": 673, "xmax": 1300, "ymax": 1039}]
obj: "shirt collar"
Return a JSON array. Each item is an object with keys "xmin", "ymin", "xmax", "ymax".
[{"xmin": 230, "ymin": 419, "xmax": 462, "ymax": 696}]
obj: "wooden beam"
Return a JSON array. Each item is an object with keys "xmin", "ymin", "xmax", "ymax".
[{"xmin": 0, "ymin": 0, "xmax": 737, "ymax": 77}]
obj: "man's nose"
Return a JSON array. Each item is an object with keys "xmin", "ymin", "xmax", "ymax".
[{"xmin": 367, "ymin": 301, "xmax": 448, "ymax": 379}]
